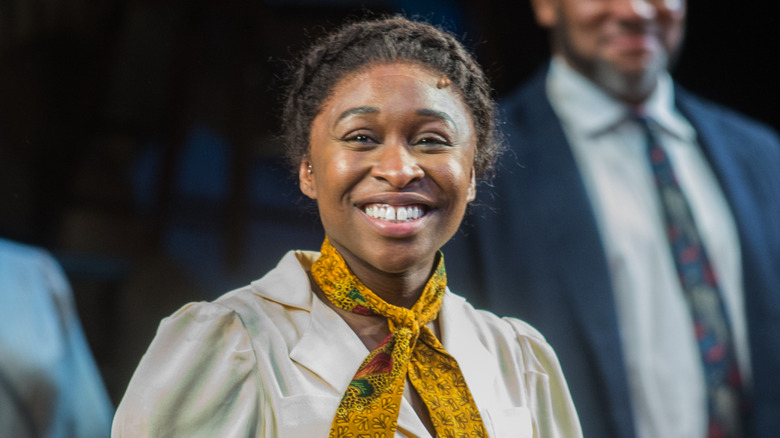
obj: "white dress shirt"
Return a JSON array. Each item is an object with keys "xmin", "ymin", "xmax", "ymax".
[
  {"xmin": 546, "ymin": 57, "xmax": 750, "ymax": 438},
  {"xmin": 113, "ymin": 250, "xmax": 582, "ymax": 438}
]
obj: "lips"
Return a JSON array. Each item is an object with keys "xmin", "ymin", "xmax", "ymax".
[
  {"xmin": 362, "ymin": 203, "xmax": 427, "ymax": 222},
  {"xmin": 608, "ymin": 32, "xmax": 658, "ymax": 52}
]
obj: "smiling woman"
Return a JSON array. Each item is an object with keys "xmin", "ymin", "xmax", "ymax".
[{"xmin": 111, "ymin": 16, "xmax": 583, "ymax": 438}]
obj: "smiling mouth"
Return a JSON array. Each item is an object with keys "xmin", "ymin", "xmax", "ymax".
[{"xmin": 362, "ymin": 203, "xmax": 427, "ymax": 223}]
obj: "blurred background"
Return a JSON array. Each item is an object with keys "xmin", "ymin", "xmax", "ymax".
[{"xmin": 1, "ymin": 0, "xmax": 778, "ymax": 405}]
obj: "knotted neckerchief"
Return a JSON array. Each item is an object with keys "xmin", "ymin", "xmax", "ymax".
[{"xmin": 311, "ymin": 238, "xmax": 488, "ymax": 438}]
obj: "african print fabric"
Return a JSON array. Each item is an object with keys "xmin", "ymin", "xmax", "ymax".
[{"xmin": 311, "ymin": 238, "xmax": 488, "ymax": 438}]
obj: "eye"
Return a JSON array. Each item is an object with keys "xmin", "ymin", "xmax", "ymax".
[
  {"xmin": 414, "ymin": 134, "xmax": 451, "ymax": 148},
  {"xmin": 344, "ymin": 133, "xmax": 377, "ymax": 144},
  {"xmin": 341, "ymin": 132, "xmax": 380, "ymax": 150}
]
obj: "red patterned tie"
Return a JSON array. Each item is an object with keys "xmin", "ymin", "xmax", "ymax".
[{"xmin": 636, "ymin": 114, "xmax": 744, "ymax": 438}]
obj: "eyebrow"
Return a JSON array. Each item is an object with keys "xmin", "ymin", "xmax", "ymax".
[
  {"xmin": 335, "ymin": 106, "xmax": 379, "ymax": 124},
  {"xmin": 416, "ymin": 108, "xmax": 456, "ymax": 128},
  {"xmin": 334, "ymin": 106, "xmax": 457, "ymax": 130}
]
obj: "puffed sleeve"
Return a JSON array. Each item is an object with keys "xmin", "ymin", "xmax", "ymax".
[
  {"xmin": 112, "ymin": 301, "xmax": 260, "ymax": 437},
  {"xmin": 504, "ymin": 318, "xmax": 583, "ymax": 438}
]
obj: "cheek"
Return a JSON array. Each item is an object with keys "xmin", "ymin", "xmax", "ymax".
[
  {"xmin": 561, "ymin": 12, "xmax": 601, "ymax": 53},
  {"xmin": 433, "ymin": 157, "xmax": 475, "ymax": 203},
  {"xmin": 566, "ymin": 1, "xmax": 603, "ymax": 28},
  {"xmin": 314, "ymin": 153, "xmax": 364, "ymax": 201},
  {"xmin": 659, "ymin": 10, "xmax": 685, "ymax": 51},
  {"xmin": 330, "ymin": 156, "xmax": 361, "ymax": 179},
  {"xmin": 663, "ymin": 0, "xmax": 685, "ymax": 12}
]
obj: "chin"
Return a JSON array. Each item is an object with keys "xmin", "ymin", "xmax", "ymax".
[
  {"xmin": 593, "ymin": 58, "xmax": 664, "ymax": 103},
  {"xmin": 335, "ymin": 236, "xmax": 438, "ymax": 276},
  {"xmin": 371, "ymin": 249, "xmax": 437, "ymax": 275}
]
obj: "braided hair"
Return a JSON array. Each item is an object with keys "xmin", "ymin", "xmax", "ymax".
[{"xmin": 282, "ymin": 16, "xmax": 503, "ymax": 180}]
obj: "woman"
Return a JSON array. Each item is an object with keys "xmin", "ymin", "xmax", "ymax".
[{"xmin": 113, "ymin": 16, "xmax": 582, "ymax": 438}]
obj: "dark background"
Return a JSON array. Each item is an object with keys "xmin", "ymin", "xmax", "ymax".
[{"xmin": 1, "ymin": 0, "xmax": 778, "ymax": 404}]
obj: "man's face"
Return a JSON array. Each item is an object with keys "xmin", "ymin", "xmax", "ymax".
[{"xmin": 533, "ymin": 0, "xmax": 686, "ymax": 103}]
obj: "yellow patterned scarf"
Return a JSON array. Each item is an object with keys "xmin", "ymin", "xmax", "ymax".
[{"xmin": 311, "ymin": 238, "xmax": 488, "ymax": 438}]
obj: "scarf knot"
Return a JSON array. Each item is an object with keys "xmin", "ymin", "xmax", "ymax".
[{"xmin": 312, "ymin": 238, "xmax": 488, "ymax": 438}]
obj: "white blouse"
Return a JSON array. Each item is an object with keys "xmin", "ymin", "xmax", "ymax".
[{"xmin": 113, "ymin": 250, "xmax": 581, "ymax": 437}]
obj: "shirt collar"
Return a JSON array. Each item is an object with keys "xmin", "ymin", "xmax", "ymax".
[
  {"xmin": 641, "ymin": 73, "xmax": 696, "ymax": 141},
  {"xmin": 547, "ymin": 56, "xmax": 695, "ymax": 142}
]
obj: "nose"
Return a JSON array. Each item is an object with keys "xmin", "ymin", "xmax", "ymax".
[
  {"xmin": 612, "ymin": 0, "xmax": 656, "ymax": 21},
  {"xmin": 371, "ymin": 142, "xmax": 424, "ymax": 188}
]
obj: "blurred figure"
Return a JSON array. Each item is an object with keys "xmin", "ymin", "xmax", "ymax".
[
  {"xmin": 447, "ymin": 0, "xmax": 780, "ymax": 437},
  {"xmin": 0, "ymin": 238, "xmax": 113, "ymax": 438}
]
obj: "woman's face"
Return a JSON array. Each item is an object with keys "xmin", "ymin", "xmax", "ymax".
[{"xmin": 300, "ymin": 62, "xmax": 476, "ymax": 277}]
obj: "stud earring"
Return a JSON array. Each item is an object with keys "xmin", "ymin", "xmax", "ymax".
[{"xmin": 307, "ymin": 163, "xmax": 312, "ymax": 174}]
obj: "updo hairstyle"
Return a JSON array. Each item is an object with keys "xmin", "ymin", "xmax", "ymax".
[{"xmin": 281, "ymin": 16, "xmax": 503, "ymax": 180}]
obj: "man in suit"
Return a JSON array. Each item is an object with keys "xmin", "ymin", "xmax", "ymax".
[{"xmin": 445, "ymin": 0, "xmax": 780, "ymax": 436}]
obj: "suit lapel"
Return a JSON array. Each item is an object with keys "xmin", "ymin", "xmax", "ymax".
[
  {"xmin": 675, "ymin": 89, "xmax": 777, "ymax": 313},
  {"xmin": 675, "ymin": 89, "xmax": 764, "ymax": 261}
]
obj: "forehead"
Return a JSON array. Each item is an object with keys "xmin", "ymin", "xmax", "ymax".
[
  {"xmin": 555, "ymin": 0, "xmax": 687, "ymax": 15},
  {"xmin": 339, "ymin": 62, "xmax": 439, "ymax": 84},
  {"xmin": 319, "ymin": 62, "xmax": 472, "ymax": 123}
]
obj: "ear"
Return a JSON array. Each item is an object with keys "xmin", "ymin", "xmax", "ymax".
[
  {"xmin": 466, "ymin": 167, "xmax": 476, "ymax": 203},
  {"xmin": 299, "ymin": 160, "xmax": 317, "ymax": 200},
  {"xmin": 531, "ymin": 0, "xmax": 558, "ymax": 28}
]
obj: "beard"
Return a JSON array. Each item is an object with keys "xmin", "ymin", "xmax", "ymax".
[
  {"xmin": 587, "ymin": 50, "xmax": 668, "ymax": 104},
  {"xmin": 552, "ymin": 20, "xmax": 679, "ymax": 105}
]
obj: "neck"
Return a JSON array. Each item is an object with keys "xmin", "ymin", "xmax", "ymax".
[{"xmin": 332, "ymin": 243, "xmax": 437, "ymax": 309}]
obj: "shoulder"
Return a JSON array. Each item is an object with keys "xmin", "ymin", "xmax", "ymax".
[
  {"xmin": 113, "ymin": 299, "xmax": 260, "ymax": 436},
  {"xmin": 0, "ymin": 238, "xmax": 65, "ymax": 284},
  {"xmin": 0, "ymin": 238, "xmax": 74, "ymax": 317},
  {"xmin": 676, "ymin": 88, "xmax": 780, "ymax": 197},
  {"xmin": 159, "ymin": 299, "xmax": 251, "ymax": 340},
  {"xmin": 114, "ymin": 251, "xmax": 320, "ymax": 437},
  {"xmin": 676, "ymin": 86, "xmax": 780, "ymax": 146},
  {"xmin": 125, "ymin": 249, "xmax": 318, "ymax": 379},
  {"xmin": 125, "ymin": 300, "xmax": 258, "ymax": 388},
  {"xmin": 0, "ymin": 237, "xmax": 48, "ymax": 262},
  {"xmin": 140, "ymin": 249, "xmax": 319, "ymax": 362},
  {"xmin": 479, "ymin": 309, "xmax": 559, "ymax": 365},
  {"xmin": 473, "ymin": 305, "xmax": 547, "ymax": 343},
  {"xmin": 499, "ymin": 68, "xmax": 552, "ymax": 124},
  {"xmin": 443, "ymin": 291, "xmax": 553, "ymax": 360},
  {"xmin": 493, "ymin": 67, "xmax": 567, "ymax": 169}
]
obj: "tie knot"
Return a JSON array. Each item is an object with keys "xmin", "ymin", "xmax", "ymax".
[
  {"xmin": 631, "ymin": 112, "xmax": 660, "ymax": 144},
  {"xmin": 631, "ymin": 111, "xmax": 651, "ymax": 125}
]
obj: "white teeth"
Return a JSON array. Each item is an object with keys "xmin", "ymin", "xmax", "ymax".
[{"xmin": 363, "ymin": 204, "xmax": 424, "ymax": 222}]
